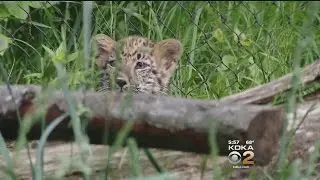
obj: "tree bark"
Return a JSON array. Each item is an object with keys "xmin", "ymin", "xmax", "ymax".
[
  {"xmin": 218, "ymin": 59, "xmax": 320, "ymax": 105},
  {"xmin": 0, "ymin": 94, "xmax": 318, "ymax": 179},
  {"xmin": 0, "ymin": 85, "xmax": 284, "ymax": 165}
]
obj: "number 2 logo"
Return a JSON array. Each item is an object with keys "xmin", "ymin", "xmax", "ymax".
[{"xmin": 242, "ymin": 151, "xmax": 254, "ymax": 165}]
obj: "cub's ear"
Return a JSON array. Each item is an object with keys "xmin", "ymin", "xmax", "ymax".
[
  {"xmin": 154, "ymin": 39, "xmax": 183, "ymax": 84},
  {"xmin": 93, "ymin": 34, "xmax": 116, "ymax": 68}
]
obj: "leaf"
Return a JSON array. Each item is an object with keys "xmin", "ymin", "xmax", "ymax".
[
  {"xmin": 217, "ymin": 55, "xmax": 237, "ymax": 71},
  {"xmin": 4, "ymin": 2, "xmax": 30, "ymax": 20},
  {"xmin": 55, "ymin": 42, "xmax": 66, "ymax": 62},
  {"xmin": 42, "ymin": 45, "xmax": 55, "ymax": 57},
  {"xmin": 213, "ymin": 28, "xmax": 224, "ymax": 43},
  {"xmin": 29, "ymin": 2, "xmax": 43, "ymax": 9},
  {"xmin": 248, "ymin": 56, "xmax": 254, "ymax": 64},
  {"xmin": 18, "ymin": 19, "xmax": 52, "ymax": 29},
  {"xmin": 0, "ymin": 33, "xmax": 12, "ymax": 56},
  {"xmin": 44, "ymin": 1, "xmax": 60, "ymax": 7},
  {"xmin": 24, "ymin": 73, "xmax": 43, "ymax": 79},
  {"xmin": 66, "ymin": 51, "xmax": 79, "ymax": 62},
  {"xmin": 233, "ymin": 27, "xmax": 241, "ymax": 42},
  {"xmin": 249, "ymin": 64, "xmax": 261, "ymax": 78},
  {"xmin": 122, "ymin": 8, "xmax": 148, "ymax": 25},
  {"xmin": 248, "ymin": 57, "xmax": 262, "ymax": 81},
  {"xmin": 117, "ymin": 20, "xmax": 126, "ymax": 35},
  {"xmin": 240, "ymin": 39, "xmax": 252, "ymax": 47},
  {"xmin": 28, "ymin": 21, "xmax": 52, "ymax": 29},
  {"xmin": 233, "ymin": 27, "xmax": 251, "ymax": 47},
  {"xmin": 0, "ymin": 4, "xmax": 10, "ymax": 18},
  {"xmin": 26, "ymin": 1, "xmax": 60, "ymax": 9},
  {"xmin": 126, "ymin": 2, "xmax": 138, "ymax": 12}
]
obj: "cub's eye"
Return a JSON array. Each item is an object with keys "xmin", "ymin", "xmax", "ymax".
[
  {"xmin": 135, "ymin": 62, "xmax": 148, "ymax": 69},
  {"xmin": 136, "ymin": 53, "xmax": 142, "ymax": 60}
]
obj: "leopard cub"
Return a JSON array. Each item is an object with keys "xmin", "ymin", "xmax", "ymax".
[{"xmin": 94, "ymin": 34, "xmax": 183, "ymax": 95}]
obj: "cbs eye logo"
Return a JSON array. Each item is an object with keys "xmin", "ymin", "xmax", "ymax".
[
  {"xmin": 228, "ymin": 151, "xmax": 254, "ymax": 165},
  {"xmin": 228, "ymin": 151, "xmax": 242, "ymax": 164}
]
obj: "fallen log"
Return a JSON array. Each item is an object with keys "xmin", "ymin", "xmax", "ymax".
[
  {"xmin": 0, "ymin": 96, "xmax": 318, "ymax": 179},
  {"xmin": 224, "ymin": 99, "xmax": 320, "ymax": 179},
  {"xmin": 281, "ymin": 99, "xmax": 320, "ymax": 162},
  {"xmin": 0, "ymin": 85, "xmax": 284, "ymax": 166},
  {"xmin": 0, "ymin": 143, "xmax": 215, "ymax": 179},
  {"xmin": 218, "ymin": 59, "xmax": 320, "ymax": 105}
]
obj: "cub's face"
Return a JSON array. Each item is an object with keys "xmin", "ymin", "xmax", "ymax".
[{"xmin": 94, "ymin": 34, "xmax": 183, "ymax": 95}]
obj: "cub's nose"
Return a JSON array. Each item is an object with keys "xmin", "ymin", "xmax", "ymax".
[{"xmin": 116, "ymin": 78, "xmax": 127, "ymax": 89}]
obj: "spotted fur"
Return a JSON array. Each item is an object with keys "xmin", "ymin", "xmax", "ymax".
[{"xmin": 94, "ymin": 34, "xmax": 183, "ymax": 95}]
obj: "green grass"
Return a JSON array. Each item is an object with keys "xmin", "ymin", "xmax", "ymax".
[{"xmin": 0, "ymin": 1, "xmax": 319, "ymax": 179}]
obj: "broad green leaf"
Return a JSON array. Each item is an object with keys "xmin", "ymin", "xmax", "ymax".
[
  {"xmin": 217, "ymin": 55, "xmax": 237, "ymax": 71},
  {"xmin": 248, "ymin": 57, "xmax": 262, "ymax": 82},
  {"xmin": 233, "ymin": 27, "xmax": 251, "ymax": 47},
  {"xmin": 0, "ymin": 33, "xmax": 12, "ymax": 56},
  {"xmin": 233, "ymin": 27, "xmax": 243, "ymax": 42},
  {"xmin": 248, "ymin": 56, "xmax": 254, "ymax": 64},
  {"xmin": 249, "ymin": 64, "xmax": 261, "ymax": 79},
  {"xmin": 213, "ymin": 28, "xmax": 224, "ymax": 43},
  {"xmin": 0, "ymin": 4, "xmax": 10, "ymax": 18},
  {"xmin": 29, "ymin": 2, "xmax": 43, "ymax": 8},
  {"xmin": 240, "ymin": 39, "xmax": 252, "ymax": 47},
  {"xmin": 126, "ymin": 2, "xmax": 138, "ymax": 12},
  {"xmin": 5, "ymin": 2, "xmax": 30, "ymax": 20},
  {"xmin": 222, "ymin": 55, "xmax": 237, "ymax": 64}
]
